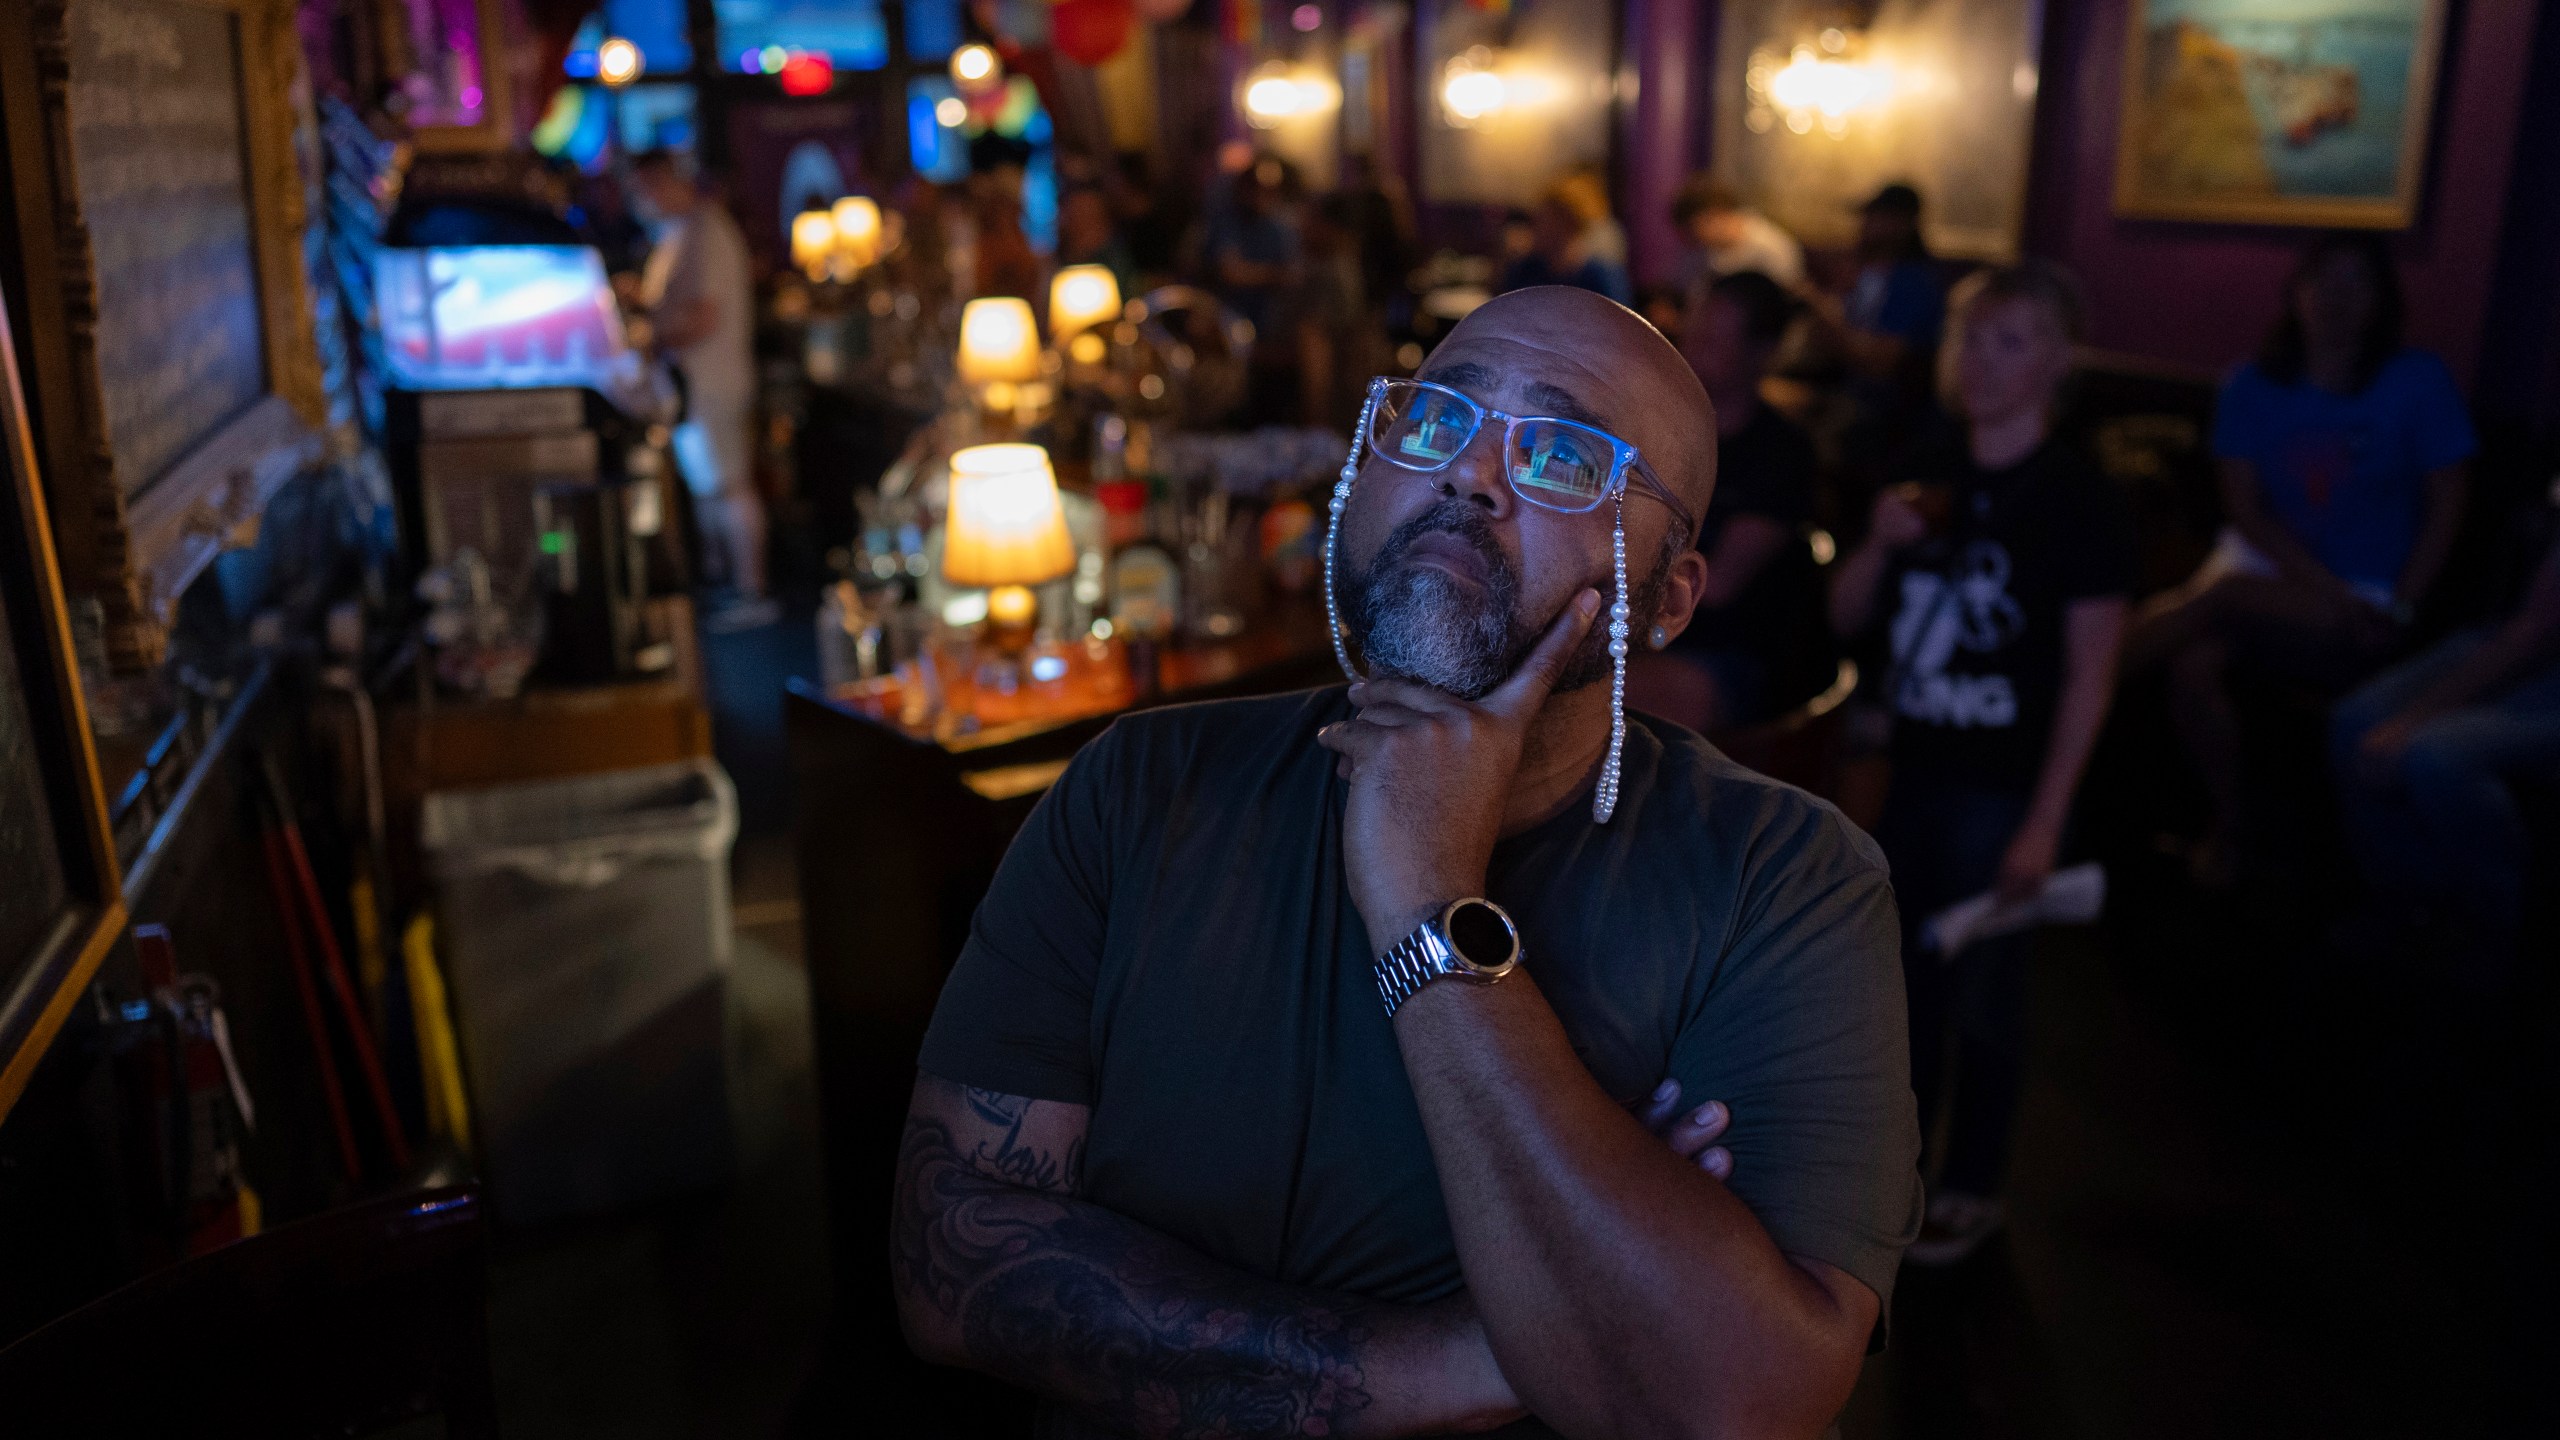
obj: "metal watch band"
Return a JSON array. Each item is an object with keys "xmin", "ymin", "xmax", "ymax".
[{"xmin": 1374, "ymin": 923, "xmax": 1452, "ymax": 1018}]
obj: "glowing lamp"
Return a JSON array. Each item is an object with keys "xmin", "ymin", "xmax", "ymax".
[
  {"xmin": 1048, "ymin": 265, "xmax": 1122, "ymax": 338},
  {"xmin": 790, "ymin": 210, "xmax": 837, "ymax": 282},
  {"xmin": 951, "ymin": 43, "xmax": 1002, "ymax": 96},
  {"xmin": 596, "ymin": 36, "xmax": 641, "ymax": 87},
  {"xmin": 944, "ymin": 443, "xmax": 1076, "ymax": 640},
  {"xmin": 935, "ymin": 95, "xmax": 969, "ymax": 127},
  {"xmin": 957, "ymin": 297, "xmax": 1042, "ymax": 385},
  {"xmin": 831, "ymin": 195, "xmax": 883, "ymax": 271}
]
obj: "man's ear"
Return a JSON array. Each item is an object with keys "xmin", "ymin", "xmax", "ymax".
[{"xmin": 1649, "ymin": 549, "xmax": 1710, "ymax": 646}]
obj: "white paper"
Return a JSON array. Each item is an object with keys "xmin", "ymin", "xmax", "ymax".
[{"xmin": 1921, "ymin": 862, "xmax": 2107, "ymax": 960}]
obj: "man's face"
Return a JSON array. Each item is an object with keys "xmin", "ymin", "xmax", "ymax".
[
  {"xmin": 1698, "ymin": 207, "xmax": 1747, "ymax": 251},
  {"xmin": 1338, "ymin": 303, "xmax": 1710, "ymax": 698}
]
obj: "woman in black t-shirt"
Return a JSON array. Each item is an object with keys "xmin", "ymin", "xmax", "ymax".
[
  {"xmin": 1828, "ymin": 261, "xmax": 2135, "ymax": 1266},
  {"xmin": 1628, "ymin": 271, "xmax": 1823, "ymax": 732}
]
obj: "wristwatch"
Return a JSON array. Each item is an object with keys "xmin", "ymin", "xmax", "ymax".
[{"xmin": 1375, "ymin": 898, "xmax": 1523, "ymax": 1018}]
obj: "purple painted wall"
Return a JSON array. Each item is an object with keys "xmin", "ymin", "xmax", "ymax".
[{"xmin": 2024, "ymin": 0, "xmax": 2543, "ymax": 387}]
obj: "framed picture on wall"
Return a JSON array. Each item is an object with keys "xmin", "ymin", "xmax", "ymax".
[
  {"xmin": 0, "ymin": 0, "xmax": 327, "ymax": 672},
  {"xmin": 2113, "ymin": 0, "xmax": 2448, "ymax": 228},
  {"xmin": 0, "ymin": 284, "xmax": 126, "ymax": 1124}
]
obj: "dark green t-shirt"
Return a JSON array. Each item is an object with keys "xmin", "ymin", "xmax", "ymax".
[{"xmin": 918, "ymin": 688, "xmax": 1923, "ymax": 1435}]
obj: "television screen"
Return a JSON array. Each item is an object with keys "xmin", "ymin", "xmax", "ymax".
[
  {"xmin": 717, "ymin": 0, "xmax": 888, "ymax": 71},
  {"xmin": 375, "ymin": 246, "xmax": 633, "ymax": 392}
]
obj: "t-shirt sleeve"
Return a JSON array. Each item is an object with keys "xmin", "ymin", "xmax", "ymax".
[
  {"xmin": 915, "ymin": 727, "xmax": 1128, "ymax": 1105},
  {"xmin": 2054, "ymin": 468, "xmax": 2141, "ymax": 604},
  {"xmin": 2400, "ymin": 351, "xmax": 2478, "ymax": 472},
  {"xmin": 1666, "ymin": 794, "xmax": 1922, "ymax": 1327}
]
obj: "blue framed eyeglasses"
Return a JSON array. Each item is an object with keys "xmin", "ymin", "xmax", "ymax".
[{"xmin": 1361, "ymin": 377, "xmax": 1696, "ymax": 539}]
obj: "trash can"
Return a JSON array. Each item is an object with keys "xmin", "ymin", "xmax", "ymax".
[{"xmin": 422, "ymin": 760, "xmax": 738, "ymax": 1224}]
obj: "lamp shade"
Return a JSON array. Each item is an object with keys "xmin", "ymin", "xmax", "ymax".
[
  {"xmin": 1048, "ymin": 264, "xmax": 1122, "ymax": 337},
  {"xmin": 957, "ymin": 297, "xmax": 1042, "ymax": 385},
  {"xmin": 790, "ymin": 210, "xmax": 836, "ymax": 280},
  {"xmin": 943, "ymin": 443, "xmax": 1077, "ymax": 588},
  {"xmin": 830, "ymin": 195, "xmax": 883, "ymax": 269}
]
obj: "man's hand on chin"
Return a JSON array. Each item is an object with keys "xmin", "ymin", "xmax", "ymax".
[{"xmin": 1317, "ymin": 590, "xmax": 1602, "ymax": 947}]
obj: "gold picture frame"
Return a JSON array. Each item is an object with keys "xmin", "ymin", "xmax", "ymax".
[
  {"xmin": 2113, "ymin": 0, "xmax": 2448, "ymax": 229},
  {"xmin": 0, "ymin": 0, "xmax": 326, "ymax": 672},
  {"xmin": 0, "ymin": 280, "xmax": 126, "ymax": 1124}
]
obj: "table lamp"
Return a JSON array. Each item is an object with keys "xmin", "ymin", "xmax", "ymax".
[
  {"xmin": 831, "ymin": 195, "xmax": 883, "ymax": 274},
  {"xmin": 943, "ymin": 442, "xmax": 1075, "ymax": 650},
  {"xmin": 958, "ymin": 297, "xmax": 1042, "ymax": 387},
  {"xmin": 790, "ymin": 210, "xmax": 837, "ymax": 282},
  {"xmin": 1048, "ymin": 264, "xmax": 1122, "ymax": 339}
]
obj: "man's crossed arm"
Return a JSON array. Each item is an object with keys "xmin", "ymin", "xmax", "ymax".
[{"xmin": 890, "ymin": 1072, "xmax": 1741, "ymax": 1439}]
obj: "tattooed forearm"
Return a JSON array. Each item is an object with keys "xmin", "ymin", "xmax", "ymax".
[{"xmin": 891, "ymin": 1080, "xmax": 1390, "ymax": 1439}]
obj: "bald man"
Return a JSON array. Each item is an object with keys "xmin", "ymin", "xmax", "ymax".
[{"xmin": 893, "ymin": 289, "xmax": 1920, "ymax": 1439}]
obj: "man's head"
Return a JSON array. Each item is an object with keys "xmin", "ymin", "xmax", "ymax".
[
  {"xmin": 628, "ymin": 149, "xmax": 698, "ymax": 223},
  {"xmin": 1856, "ymin": 182, "xmax": 1924, "ymax": 262},
  {"xmin": 1338, "ymin": 287, "xmax": 1716, "ymax": 700},
  {"xmin": 1683, "ymin": 270, "xmax": 1794, "ymax": 411},
  {"xmin": 1672, "ymin": 175, "xmax": 1749, "ymax": 253},
  {"xmin": 1942, "ymin": 260, "xmax": 2084, "ymax": 431},
  {"xmin": 1059, "ymin": 185, "xmax": 1113, "ymax": 258}
]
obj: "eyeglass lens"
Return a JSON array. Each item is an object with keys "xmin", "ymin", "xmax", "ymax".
[{"xmin": 1368, "ymin": 382, "xmax": 1617, "ymax": 512}]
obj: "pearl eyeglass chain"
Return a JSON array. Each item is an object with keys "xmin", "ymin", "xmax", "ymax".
[{"xmin": 1324, "ymin": 381, "xmax": 1630, "ymax": 824}]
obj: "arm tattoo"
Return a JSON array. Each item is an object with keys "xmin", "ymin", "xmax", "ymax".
[{"xmin": 892, "ymin": 1085, "xmax": 1378, "ymax": 1438}]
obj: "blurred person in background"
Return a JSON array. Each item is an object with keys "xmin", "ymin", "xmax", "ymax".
[
  {"xmin": 971, "ymin": 169, "xmax": 1045, "ymax": 302},
  {"xmin": 631, "ymin": 149, "xmax": 770, "ymax": 630},
  {"xmin": 2329, "ymin": 518, "xmax": 2559, "ymax": 979},
  {"xmin": 1828, "ymin": 262, "xmax": 2132, "ymax": 1264},
  {"xmin": 1287, "ymin": 193, "xmax": 1384, "ymax": 430},
  {"xmin": 1808, "ymin": 182, "xmax": 1945, "ymax": 390},
  {"xmin": 1336, "ymin": 151, "xmax": 1419, "ymax": 325},
  {"xmin": 1628, "ymin": 272, "xmax": 1821, "ymax": 733},
  {"xmin": 1203, "ymin": 151, "xmax": 1302, "ymax": 337},
  {"xmin": 1497, "ymin": 171, "xmax": 1632, "ymax": 305},
  {"xmin": 1057, "ymin": 183, "xmax": 1139, "ymax": 301},
  {"xmin": 1204, "ymin": 152, "xmax": 1305, "ymax": 424},
  {"xmin": 1672, "ymin": 175, "xmax": 1806, "ymax": 303},
  {"xmin": 2124, "ymin": 232, "xmax": 2473, "ymax": 887}
]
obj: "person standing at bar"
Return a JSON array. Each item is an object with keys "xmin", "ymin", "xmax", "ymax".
[
  {"xmin": 631, "ymin": 150, "xmax": 771, "ymax": 631},
  {"xmin": 1828, "ymin": 262, "xmax": 2132, "ymax": 1265}
]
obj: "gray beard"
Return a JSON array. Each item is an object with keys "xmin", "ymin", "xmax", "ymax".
[{"xmin": 1343, "ymin": 499, "xmax": 1671, "ymax": 700}]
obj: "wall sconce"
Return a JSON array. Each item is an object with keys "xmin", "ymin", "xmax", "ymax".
[
  {"xmin": 830, "ymin": 195, "xmax": 883, "ymax": 274},
  {"xmin": 790, "ymin": 209, "xmax": 836, "ymax": 282},
  {"xmin": 1048, "ymin": 265, "xmax": 1123, "ymax": 338},
  {"xmin": 1241, "ymin": 61, "xmax": 1341, "ymax": 129},
  {"xmin": 1438, "ymin": 47, "xmax": 1556, "ymax": 129},
  {"xmin": 1747, "ymin": 27, "xmax": 1892, "ymax": 136}
]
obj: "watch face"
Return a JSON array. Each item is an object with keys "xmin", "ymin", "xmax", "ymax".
[{"xmin": 1446, "ymin": 899, "xmax": 1519, "ymax": 971}]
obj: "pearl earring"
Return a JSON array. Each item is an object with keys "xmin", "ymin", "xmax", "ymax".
[{"xmin": 1649, "ymin": 624, "xmax": 1669, "ymax": 650}]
